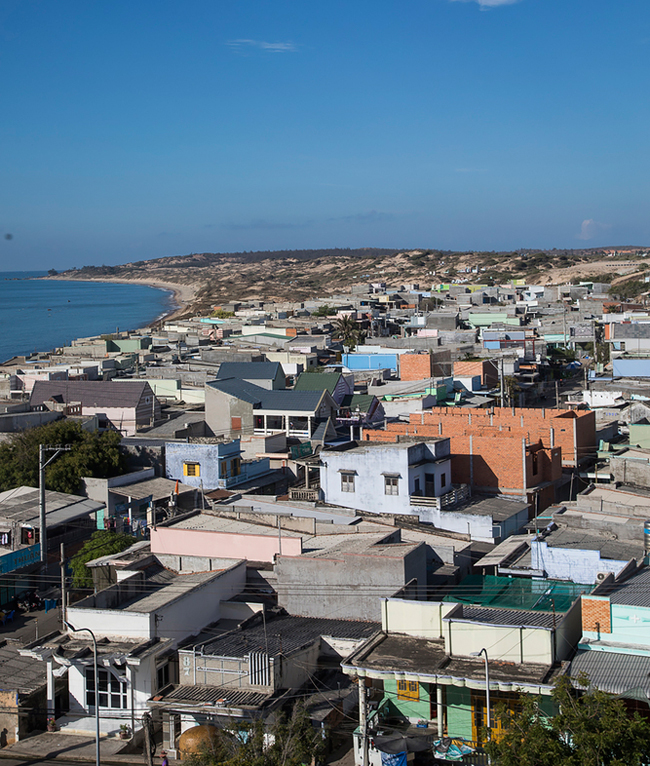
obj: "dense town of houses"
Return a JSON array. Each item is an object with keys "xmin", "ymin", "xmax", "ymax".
[{"xmin": 3, "ymin": 277, "xmax": 650, "ymax": 761}]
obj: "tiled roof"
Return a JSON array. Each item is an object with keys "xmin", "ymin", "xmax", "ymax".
[
  {"xmin": 200, "ymin": 614, "xmax": 378, "ymax": 658},
  {"xmin": 217, "ymin": 362, "xmax": 282, "ymax": 381},
  {"xmin": 30, "ymin": 380, "xmax": 150, "ymax": 408}
]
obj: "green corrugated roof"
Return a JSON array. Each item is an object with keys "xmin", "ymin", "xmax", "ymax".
[
  {"xmin": 340, "ymin": 394, "xmax": 376, "ymax": 413},
  {"xmin": 443, "ymin": 574, "xmax": 590, "ymax": 613},
  {"xmin": 294, "ymin": 372, "xmax": 341, "ymax": 395}
]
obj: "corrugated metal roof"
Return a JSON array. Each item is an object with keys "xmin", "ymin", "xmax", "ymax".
[
  {"xmin": 0, "ymin": 486, "xmax": 104, "ymax": 525},
  {"xmin": 455, "ymin": 606, "xmax": 557, "ymax": 628},
  {"xmin": 294, "ymin": 373, "xmax": 341, "ymax": 394},
  {"xmin": 569, "ymin": 649, "xmax": 650, "ymax": 696},
  {"xmin": 163, "ymin": 684, "xmax": 272, "ymax": 707},
  {"xmin": 610, "ymin": 567, "xmax": 650, "ymax": 607},
  {"xmin": 30, "ymin": 380, "xmax": 151, "ymax": 408},
  {"xmin": 0, "ymin": 640, "xmax": 47, "ymax": 694},
  {"xmin": 207, "ymin": 379, "xmax": 326, "ymax": 413},
  {"xmin": 199, "ymin": 614, "xmax": 378, "ymax": 659},
  {"xmin": 217, "ymin": 362, "xmax": 282, "ymax": 381}
]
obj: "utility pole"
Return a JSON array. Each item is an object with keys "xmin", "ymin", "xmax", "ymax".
[
  {"xmin": 555, "ymin": 380, "xmax": 560, "ymax": 409},
  {"xmin": 60, "ymin": 543, "xmax": 67, "ymax": 630},
  {"xmin": 39, "ymin": 444, "xmax": 72, "ymax": 566},
  {"xmin": 359, "ymin": 677, "xmax": 368, "ymax": 766},
  {"xmin": 499, "ymin": 357, "xmax": 505, "ymax": 408}
]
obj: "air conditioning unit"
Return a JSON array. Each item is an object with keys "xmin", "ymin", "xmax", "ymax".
[{"xmin": 596, "ymin": 572, "xmax": 609, "ymax": 582}]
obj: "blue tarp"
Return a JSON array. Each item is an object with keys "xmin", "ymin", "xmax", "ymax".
[{"xmin": 380, "ymin": 753, "xmax": 407, "ymax": 766}]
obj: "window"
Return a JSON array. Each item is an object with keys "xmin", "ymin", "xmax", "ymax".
[
  {"xmin": 183, "ymin": 462, "xmax": 200, "ymax": 477},
  {"xmin": 385, "ymin": 476, "xmax": 399, "ymax": 495},
  {"xmin": 220, "ymin": 461, "xmax": 228, "ymax": 479},
  {"xmin": 230, "ymin": 458, "xmax": 241, "ymax": 477},
  {"xmin": 86, "ymin": 667, "xmax": 128, "ymax": 709},
  {"xmin": 21, "ymin": 527, "xmax": 39, "ymax": 545},
  {"xmin": 440, "ymin": 472, "xmax": 447, "ymax": 489},
  {"xmin": 397, "ymin": 680, "xmax": 419, "ymax": 701},
  {"xmin": 0, "ymin": 531, "xmax": 10, "ymax": 548},
  {"xmin": 341, "ymin": 473, "xmax": 355, "ymax": 493},
  {"xmin": 157, "ymin": 662, "xmax": 170, "ymax": 691}
]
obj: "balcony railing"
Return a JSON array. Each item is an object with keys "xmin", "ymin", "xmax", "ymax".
[
  {"xmin": 288, "ymin": 487, "xmax": 320, "ymax": 502},
  {"xmin": 410, "ymin": 483, "xmax": 470, "ymax": 511}
]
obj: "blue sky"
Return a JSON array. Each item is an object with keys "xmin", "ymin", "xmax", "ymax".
[{"xmin": 1, "ymin": 0, "xmax": 649, "ymax": 269}]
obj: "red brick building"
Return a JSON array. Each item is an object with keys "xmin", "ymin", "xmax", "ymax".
[
  {"xmin": 364, "ymin": 407, "xmax": 595, "ymax": 510},
  {"xmin": 400, "ymin": 352, "xmax": 436, "ymax": 381}
]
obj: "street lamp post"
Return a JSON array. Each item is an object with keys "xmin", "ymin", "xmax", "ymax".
[
  {"xmin": 39, "ymin": 444, "xmax": 72, "ymax": 565},
  {"xmin": 65, "ymin": 622, "xmax": 100, "ymax": 766},
  {"xmin": 470, "ymin": 648, "xmax": 491, "ymax": 740}
]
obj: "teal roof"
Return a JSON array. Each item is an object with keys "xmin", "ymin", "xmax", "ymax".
[
  {"xmin": 443, "ymin": 574, "xmax": 591, "ymax": 613},
  {"xmin": 294, "ymin": 372, "xmax": 341, "ymax": 395}
]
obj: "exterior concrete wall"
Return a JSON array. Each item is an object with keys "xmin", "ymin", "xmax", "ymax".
[
  {"xmin": 610, "ymin": 453, "xmax": 650, "ymax": 486},
  {"xmin": 66, "ymin": 605, "xmax": 152, "ymax": 639},
  {"xmin": 205, "ymin": 385, "xmax": 253, "ymax": 438},
  {"xmin": 381, "ymin": 598, "xmax": 457, "ymax": 640},
  {"xmin": 531, "ymin": 540, "xmax": 630, "ymax": 584},
  {"xmin": 0, "ymin": 410, "xmax": 61, "ymax": 432},
  {"xmin": 628, "ymin": 424, "xmax": 650, "ymax": 450},
  {"xmin": 382, "ymin": 678, "xmax": 431, "ymax": 723},
  {"xmin": 320, "ymin": 442, "xmax": 452, "ymax": 517},
  {"xmin": 276, "ymin": 543, "xmax": 427, "ymax": 622},
  {"xmin": 67, "ymin": 561, "xmax": 246, "ymax": 644},
  {"xmin": 445, "ymin": 614, "xmax": 554, "ymax": 665},
  {"xmin": 151, "ymin": 526, "xmax": 302, "ymax": 562},
  {"xmin": 445, "ymin": 686, "xmax": 472, "ymax": 740},
  {"xmin": 165, "ymin": 440, "xmax": 271, "ymax": 490}
]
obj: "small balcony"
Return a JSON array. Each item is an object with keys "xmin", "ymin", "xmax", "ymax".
[
  {"xmin": 410, "ymin": 483, "xmax": 470, "ymax": 511},
  {"xmin": 287, "ymin": 487, "xmax": 320, "ymax": 502}
]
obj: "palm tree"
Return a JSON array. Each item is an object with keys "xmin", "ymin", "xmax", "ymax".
[{"xmin": 334, "ymin": 314, "xmax": 365, "ymax": 351}]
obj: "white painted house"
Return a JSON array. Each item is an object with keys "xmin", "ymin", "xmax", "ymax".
[{"xmin": 21, "ymin": 551, "xmax": 246, "ymax": 738}]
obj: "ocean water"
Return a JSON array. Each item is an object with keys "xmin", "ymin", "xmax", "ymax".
[{"xmin": 0, "ymin": 271, "xmax": 175, "ymax": 363}]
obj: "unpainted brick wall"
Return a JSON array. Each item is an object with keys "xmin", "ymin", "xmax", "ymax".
[
  {"xmin": 581, "ymin": 597, "xmax": 611, "ymax": 633},
  {"xmin": 400, "ymin": 354, "xmax": 434, "ymax": 381}
]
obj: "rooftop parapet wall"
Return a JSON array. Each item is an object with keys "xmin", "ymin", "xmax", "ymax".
[{"xmin": 366, "ymin": 407, "xmax": 595, "ymax": 468}]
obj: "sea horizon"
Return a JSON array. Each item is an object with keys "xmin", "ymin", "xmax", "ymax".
[{"xmin": 0, "ymin": 270, "xmax": 174, "ymax": 363}]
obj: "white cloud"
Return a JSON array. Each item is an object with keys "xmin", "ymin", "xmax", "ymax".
[
  {"xmin": 226, "ymin": 39, "xmax": 297, "ymax": 53},
  {"xmin": 577, "ymin": 219, "xmax": 612, "ymax": 241},
  {"xmin": 450, "ymin": 0, "xmax": 522, "ymax": 9}
]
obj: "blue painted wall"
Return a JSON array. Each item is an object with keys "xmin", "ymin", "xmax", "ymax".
[
  {"xmin": 613, "ymin": 359, "xmax": 650, "ymax": 378},
  {"xmin": 342, "ymin": 353, "xmax": 399, "ymax": 372}
]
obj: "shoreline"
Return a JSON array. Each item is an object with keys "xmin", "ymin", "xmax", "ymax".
[{"xmin": 41, "ymin": 275, "xmax": 200, "ymax": 325}]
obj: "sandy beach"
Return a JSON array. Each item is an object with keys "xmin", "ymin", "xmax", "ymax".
[{"xmin": 42, "ymin": 275, "xmax": 201, "ymax": 324}]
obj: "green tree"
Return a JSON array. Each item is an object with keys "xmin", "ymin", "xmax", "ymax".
[
  {"xmin": 485, "ymin": 694, "xmax": 570, "ymax": 766},
  {"xmin": 312, "ymin": 304, "xmax": 337, "ymax": 317},
  {"xmin": 334, "ymin": 314, "xmax": 365, "ymax": 351},
  {"xmin": 0, "ymin": 420, "xmax": 126, "ymax": 495},
  {"xmin": 182, "ymin": 704, "xmax": 323, "ymax": 766},
  {"xmin": 486, "ymin": 675, "xmax": 650, "ymax": 766},
  {"xmin": 70, "ymin": 531, "xmax": 137, "ymax": 589}
]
